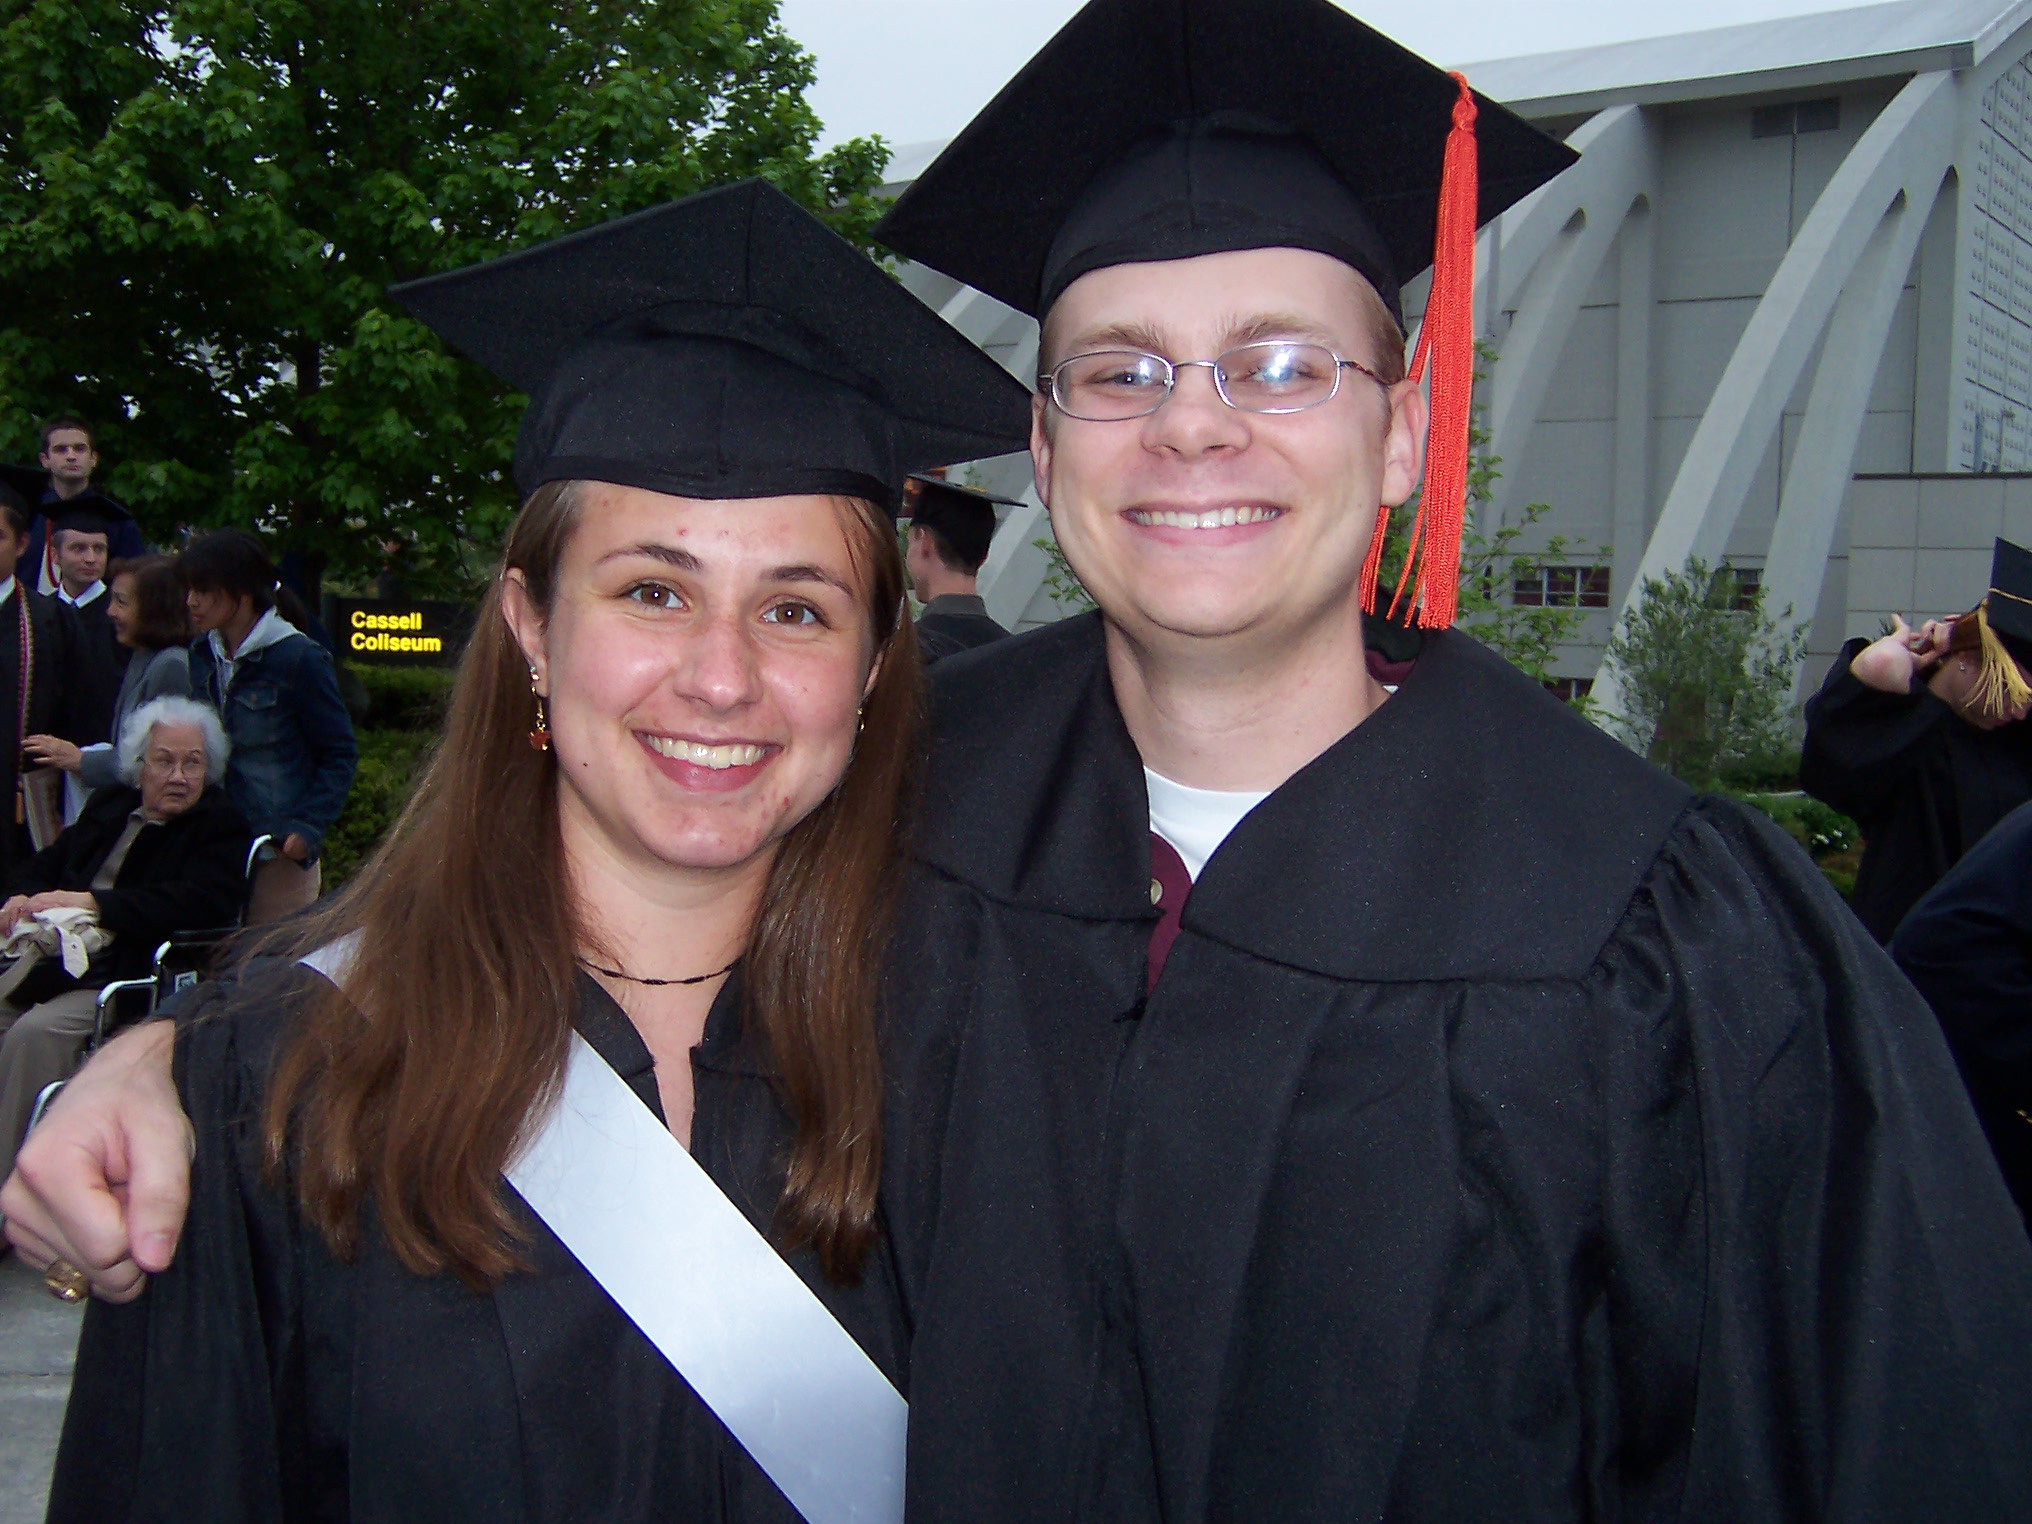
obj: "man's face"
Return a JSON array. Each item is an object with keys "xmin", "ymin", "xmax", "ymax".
[
  {"xmin": 137, "ymin": 721, "xmax": 208, "ymax": 819},
  {"xmin": 39, "ymin": 429, "xmax": 96, "ymax": 487},
  {"xmin": 55, "ymin": 529, "xmax": 108, "ymax": 594},
  {"xmin": 1033, "ymin": 247, "xmax": 1425, "ymax": 654}
]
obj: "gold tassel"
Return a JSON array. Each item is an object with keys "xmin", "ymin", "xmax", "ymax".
[{"xmin": 1970, "ymin": 600, "xmax": 2032, "ymax": 716}]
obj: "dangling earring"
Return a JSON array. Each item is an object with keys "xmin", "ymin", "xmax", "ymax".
[
  {"xmin": 528, "ymin": 666, "xmax": 551, "ymax": 752},
  {"xmin": 856, "ymin": 701, "xmax": 866, "ymax": 736}
]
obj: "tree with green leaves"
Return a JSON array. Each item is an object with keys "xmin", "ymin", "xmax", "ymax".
[
  {"xmin": 0, "ymin": 0, "xmax": 889, "ymax": 593},
  {"xmin": 1598, "ymin": 557, "xmax": 1809, "ymax": 788}
]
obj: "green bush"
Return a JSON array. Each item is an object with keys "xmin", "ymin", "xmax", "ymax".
[
  {"xmin": 322, "ymin": 728, "xmax": 436, "ymax": 890},
  {"xmin": 1731, "ymin": 790, "xmax": 1860, "ymax": 859},
  {"xmin": 345, "ymin": 663, "xmax": 457, "ymax": 732}
]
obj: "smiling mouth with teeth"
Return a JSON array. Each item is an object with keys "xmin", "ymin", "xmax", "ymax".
[
  {"xmin": 641, "ymin": 735, "xmax": 770, "ymax": 770},
  {"xmin": 1124, "ymin": 505, "xmax": 1282, "ymax": 529}
]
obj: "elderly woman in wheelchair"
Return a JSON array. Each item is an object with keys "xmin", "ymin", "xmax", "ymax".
[{"xmin": 0, "ymin": 696, "xmax": 253, "ymax": 1182}]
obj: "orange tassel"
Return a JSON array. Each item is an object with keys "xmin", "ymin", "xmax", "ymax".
[{"xmin": 1375, "ymin": 72, "xmax": 1478, "ymax": 630}]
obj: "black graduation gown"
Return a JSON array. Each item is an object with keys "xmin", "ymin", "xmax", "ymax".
[
  {"xmin": 0, "ymin": 583, "xmax": 93, "ymax": 879},
  {"xmin": 884, "ymin": 612, "xmax": 2032, "ymax": 1524},
  {"xmin": 49, "ymin": 963, "xmax": 910, "ymax": 1523},
  {"xmin": 1892, "ymin": 799, "xmax": 2032, "ymax": 1227},
  {"xmin": 64, "ymin": 587, "xmax": 126, "ymax": 743},
  {"xmin": 1801, "ymin": 637, "xmax": 2032, "ymax": 942}
]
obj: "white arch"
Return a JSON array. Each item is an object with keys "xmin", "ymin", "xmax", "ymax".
[
  {"xmin": 1590, "ymin": 67, "xmax": 1962, "ymax": 718},
  {"xmin": 1762, "ymin": 172, "xmax": 1950, "ymax": 697},
  {"xmin": 1483, "ymin": 105, "xmax": 1660, "ymax": 530}
]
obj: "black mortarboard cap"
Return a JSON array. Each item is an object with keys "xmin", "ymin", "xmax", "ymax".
[
  {"xmin": 874, "ymin": 0, "xmax": 1577, "ymax": 323},
  {"xmin": 1987, "ymin": 537, "xmax": 2032, "ymax": 659},
  {"xmin": 48, "ymin": 490, "xmax": 131, "ymax": 538},
  {"xmin": 390, "ymin": 180, "xmax": 1033, "ymax": 510},
  {"xmin": 905, "ymin": 474, "xmax": 1022, "ymax": 569}
]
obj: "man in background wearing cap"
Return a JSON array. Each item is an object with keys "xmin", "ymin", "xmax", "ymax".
[
  {"xmin": 871, "ymin": 0, "xmax": 2032, "ymax": 1517},
  {"xmin": 46, "ymin": 504, "xmax": 124, "ymax": 746},
  {"xmin": 20, "ymin": 419, "xmax": 146, "ymax": 599},
  {"xmin": 1802, "ymin": 535, "xmax": 2032, "ymax": 944},
  {"xmin": 903, "ymin": 474, "xmax": 1015, "ymax": 665}
]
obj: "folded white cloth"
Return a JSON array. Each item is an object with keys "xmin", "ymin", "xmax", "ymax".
[{"xmin": 0, "ymin": 907, "xmax": 113, "ymax": 979}]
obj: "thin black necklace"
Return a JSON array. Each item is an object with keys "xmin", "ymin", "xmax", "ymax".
[{"xmin": 577, "ymin": 955, "xmax": 739, "ymax": 988}]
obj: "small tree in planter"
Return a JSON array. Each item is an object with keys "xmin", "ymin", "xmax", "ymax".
[{"xmin": 1600, "ymin": 558, "xmax": 1808, "ymax": 788}]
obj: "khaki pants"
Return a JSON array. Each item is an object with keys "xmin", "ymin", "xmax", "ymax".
[
  {"xmin": 248, "ymin": 855, "xmax": 322, "ymax": 925},
  {"xmin": 0, "ymin": 986, "xmax": 101, "ymax": 1179}
]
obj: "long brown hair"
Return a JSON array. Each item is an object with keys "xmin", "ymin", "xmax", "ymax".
[{"xmin": 260, "ymin": 482, "xmax": 923, "ymax": 1287}]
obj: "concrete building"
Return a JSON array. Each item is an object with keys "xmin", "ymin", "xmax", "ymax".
[{"xmin": 887, "ymin": 0, "xmax": 2032, "ymax": 710}]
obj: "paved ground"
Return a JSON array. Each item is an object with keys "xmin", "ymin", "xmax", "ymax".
[{"xmin": 0, "ymin": 1251, "xmax": 83, "ymax": 1523}]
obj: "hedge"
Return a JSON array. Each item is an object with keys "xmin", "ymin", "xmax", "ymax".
[{"xmin": 319, "ymin": 665, "xmax": 453, "ymax": 889}]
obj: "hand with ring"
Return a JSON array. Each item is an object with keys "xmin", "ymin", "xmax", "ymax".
[{"xmin": 43, "ymin": 1258, "xmax": 89, "ymax": 1303}]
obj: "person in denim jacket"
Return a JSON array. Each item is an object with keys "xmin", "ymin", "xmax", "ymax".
[{"xmin": 179, "ymin": 531, "xmax": 357, "ymax": 922}]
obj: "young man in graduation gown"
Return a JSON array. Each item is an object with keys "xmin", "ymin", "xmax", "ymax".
[
  {"xmin": 866, "ymin": 1, "xmax": 2032, "ymax": 1517},
  {"xmin": 1801, "ymin": 537, "xmax": 2032, "ymax": 942},
  {"xmin": 904, "ymin": 475, "xmax": 1016, "ymax": 665},
  {"xmin": 11, "ymin": 3, "xmax": 2032, "ymax": 1518},
  {"xmin": 46, "ymin": 501, "xmax": 126, "ymax": 746}
]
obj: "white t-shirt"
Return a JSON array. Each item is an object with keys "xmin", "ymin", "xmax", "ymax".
[{"xmin": 1145, "ymin": 767, "xmax": 1272, "ymax": 882}]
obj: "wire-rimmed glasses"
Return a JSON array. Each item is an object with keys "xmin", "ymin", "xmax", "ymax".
[{"xmin": 1040, "ymin": 341, "xmax": 1388, "ymax": 422}]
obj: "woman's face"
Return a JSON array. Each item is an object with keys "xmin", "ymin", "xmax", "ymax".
[
  {"xmin": 1934, "ymin": 648, "xmax": 2032, "ymax": 729},
  {"xmin": 506, "ymin": 484, "xmax": 881, "ymax": 881},
  {"xmin": 107, "ymin": 573, "xmax": 138, "ymax": 647},
  {"xmin": 186, "ymin": 585, "xmax": 238, "ymax": 636}
]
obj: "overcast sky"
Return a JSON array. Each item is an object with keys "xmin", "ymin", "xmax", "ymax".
[{"xmin": 782, "ymin": 0, "xmax": 1869, "ymax": 151}]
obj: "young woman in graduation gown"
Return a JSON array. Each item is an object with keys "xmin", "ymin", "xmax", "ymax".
[
  {"xmin": 1802, "ymin": 552, "xmax": 2032, "ymax": 943},
  {"xmin": 39, "ymin": 180, "xmax": 1031, "ymax": 1523}
]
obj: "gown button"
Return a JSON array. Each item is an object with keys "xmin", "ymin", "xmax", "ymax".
[{"xmin": 1150, "ymin": 878, "xmax": 1163, "ymax": 905}]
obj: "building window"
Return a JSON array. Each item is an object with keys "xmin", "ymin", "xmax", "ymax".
[
  {"xmin": 1513, "ymin": 565, "xmax": 1611, "ymax": 609},
  {"xmin": 1722, "ymin": 565, "xmax": 1762, "ymax": 611},
  {"xmin": 1544, "ymin": 677, "xmax": 1594, "ymax": 703},
  {"xmin": 1752, "ymin": 98, "xmax": 1840, "ymax": 138}
]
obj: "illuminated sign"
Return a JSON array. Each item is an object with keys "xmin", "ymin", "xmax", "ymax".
[{"xmin": 330, "ymin": 597, "xmax": 471, "ymax": 667}]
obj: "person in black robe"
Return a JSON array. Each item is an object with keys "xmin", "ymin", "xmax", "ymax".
[
  {"xmin": 25, "ymin": 180, "xmax": 1031, "ymax": 1523},
  {"xmin": 51, "ymin": 965, "xmax": 910, "ymax": 1524},
  {"xmin": 46, "ymin": 500, "xmax": 128, "ymax": 745},
  {"xmin": 903, "ymin": 475, "xmax": 1017, "ymax": 665},
  {"xmin": 0, "ymin": 479, "xmax": 97, "ymax": 881},
  {"xmin": 1801, "ymin": 537, "xmax": 2032, "ymax": 942},
  {"xmin": 1892, "ymin": 799, "xmax": 2032, "ymax": 1231},
  {"xmin": 866, "ymin": 0, "xmax": 2032, "ymax": 1515},
  {"xmin": 884, "ymin": 616, "xmax": 2032, "ymax": 1521}
]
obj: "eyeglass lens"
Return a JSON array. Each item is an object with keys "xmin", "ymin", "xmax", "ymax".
[{"xmin": 1051, "ymin": 342, "xmax": 1345, "ymax": 420}]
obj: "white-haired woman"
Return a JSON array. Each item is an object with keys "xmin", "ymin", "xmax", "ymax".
[{"xmin": 0, "ymin": 696, "xmax": 252, "ymax": 1179}]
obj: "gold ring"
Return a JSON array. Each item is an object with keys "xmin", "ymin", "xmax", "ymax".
[{"xmin": 42, "ymin": 1258, "xmax": 89, "ymax": 1303}]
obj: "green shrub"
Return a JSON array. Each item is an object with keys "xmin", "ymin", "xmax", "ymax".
[
  {"xmin": 1599, "ymin": 558, "xmax": 1809, "ymax": 789},
  {"xmin": 321, "ymin": 728, "xmax": 436, "ymax": 890},
  {"xmin": 1731, "ymin": 790, "xmax": 1860, "ymax": 859},
  {"xmin": 345, "ymin": 663, "xmax": 458, "ymax": 732}
]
